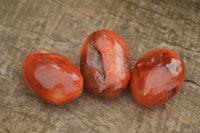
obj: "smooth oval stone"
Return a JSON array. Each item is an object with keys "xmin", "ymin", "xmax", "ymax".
[
  {"xmin": 22, "ymin": 51, "xmax": 83, "ymax": 105},
  {"xmin": 130, "ymin": 49, "xmax": 185, "ymax": 107}
]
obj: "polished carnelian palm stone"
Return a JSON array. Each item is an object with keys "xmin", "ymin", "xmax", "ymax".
[
  {"xmin": 80, "ymin": 30, "xmax": 131, "ymax": 99},
  {"xmin": 131, "ymin": 49, "xmax": 185, "ymax": 107},
  {"xmin": 22, "ymin": 51, "xmax": 83, "ymax": 105}
]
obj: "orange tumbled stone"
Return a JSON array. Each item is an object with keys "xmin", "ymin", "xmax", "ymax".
[
  {"xmin": 80, "ymin": 30, "xmax": 131, "ymax": 99},
  {"xmin": 22, "ymin": 51, "xmax": 83, "ymax": 105},
  {"xmin": 130, "ymin": 49, "xmax": 185, "ymax": 107}
]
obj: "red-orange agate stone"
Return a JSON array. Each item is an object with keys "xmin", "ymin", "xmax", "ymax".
[
  {"xmin": 80, "ymin": 30, "xmax": 131, "ymax": 99},
  {"xmin": 131, "ymin": 49, "xmax": 185, "ymax": 107},
  {"xmin": 22, "ymin": 51, "xmax": 83, "ymax": 105}
]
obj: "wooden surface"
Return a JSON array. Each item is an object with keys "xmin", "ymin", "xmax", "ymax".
[{"xmin": 0, "ymin": 0, "xmax": 200, "ymax": 133}]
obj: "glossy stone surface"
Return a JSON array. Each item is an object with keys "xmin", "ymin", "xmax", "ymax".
[
  {"xmin": 80, "ymin": 30, "xmax": 131, "ymax": 99},
  {"xmin": 22, "ymin": 51, "xmax": 83, "ymax": 105},
  {"xmin": 131, "ymin": 49, "xmax": 185, "ymax": 107}
]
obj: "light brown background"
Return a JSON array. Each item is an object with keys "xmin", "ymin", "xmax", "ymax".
[{"xmin": 0, "ymin": 0, "xmax": 200, "ymax": 133}]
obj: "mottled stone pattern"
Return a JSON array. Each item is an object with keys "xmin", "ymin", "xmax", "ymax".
[{"xmin": 0, "ymin": 0, "xmax": 199, "ymax": 133}]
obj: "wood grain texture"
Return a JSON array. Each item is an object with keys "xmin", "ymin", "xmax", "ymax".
[{"xmin": 0, "ymin": 0, "xmax": 199, "ymax": 132}]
